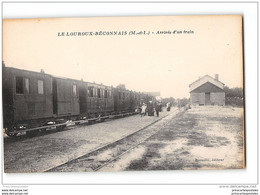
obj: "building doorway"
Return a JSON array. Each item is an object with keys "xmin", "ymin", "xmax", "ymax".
[{"xmin": 205, "ymin": 93, "xmax": 211, "ymax": 105}]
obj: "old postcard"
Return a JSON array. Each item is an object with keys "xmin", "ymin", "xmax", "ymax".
[{"xmin": 2, "ymin": 15, "xmax": 244, "ymax": 173}]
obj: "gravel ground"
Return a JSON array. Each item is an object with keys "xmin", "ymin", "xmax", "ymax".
[
  {"xmin": 4, "ymin": 108, "xmax": 175, "ymax": 173},
  {"xmin": 99, "ymin": 106, "xmax": 245, "ymax": 171},
  {"xmin": 49, "ymin": 111, "xmax": 178, "ymax": 172}
]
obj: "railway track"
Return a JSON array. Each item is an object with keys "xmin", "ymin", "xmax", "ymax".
[{"xmin": 46, "ymin": 109, "xmax": 179, "ymax": 172}]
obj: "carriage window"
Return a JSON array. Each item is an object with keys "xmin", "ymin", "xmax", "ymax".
[
  {"xmin": 16, "ymin": 76, "xmax": 24, "ymax": 94},
  {"xmin": 101, "ymin": 89, "xmax": 103, "ymax": 98},
  {"xmin": 72, "ymin": 84, "xmax": 77, "ymax": 96},
  {"xmin": 50, "ymin": 78, "xmax": 53, "ymax": 93},
  {"xmin": 37, "ymin": 80, "xmax": 44, "ymax": 94},
  {"xmin": 88, "ymin": 87, "xmax": 93, "ymax": 97},
  {"xmin": 25, "ymin": 78, "xmax": 29, "ymax": 94},
  {"xmin": 104, "ymin": 90, "xmax": 108, "ymax": 98},
  {"xmin": 92, "ymin": 88, "xmax": 95, "ymax": 97},
  {"xmin": 97, "ymin": 88, "xmax": 101, "ymax": 98}
]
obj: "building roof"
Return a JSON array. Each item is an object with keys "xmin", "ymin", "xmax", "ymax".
[{"xmin": 189, "ymin": 75, "xmax": 225, "ymax": 92}]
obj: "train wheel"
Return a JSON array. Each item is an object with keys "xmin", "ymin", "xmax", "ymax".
[
  {"xmin": 6, "ymin": 132, "xmax": 18, "ymax": 137},
  {"xmin": 26, "ymin": 130, "xmax": 39, "ymax": 137},
  {"xmin": 88, "ymin": 120, "xmax": 95, "ymax": 125},
  {"xmin": 39, "ymin": 128, "xmax": 47, "ymax": 134},
  {"xmin": 56, "ymin": 125, "xmax": 66, "ymax": 131}
]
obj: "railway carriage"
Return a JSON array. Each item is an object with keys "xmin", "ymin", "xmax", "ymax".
[
  {"xmin": 113, "ymin": 87, "xmax": 132, "ymax": 113},
  {"xmin": 3, "ymin": 67, "xmax": 54, "ymax": 135},
  {"xmin": 3, "ymin": 66, "xmax": 155, "ymax": 136},
  {"xmin": 52, "ymin": 76, "xmax": 80, "ymax": 119},
  {"xmin": 84, "ymin": 82, "xmax": 114, "ymax": 118},
  {"xmin": 3, "ymin": 67, "xmax": 83, "ymax": 135},
  {"xmin": 130, "ymin": 91, "xmax": 141, "ymax": 112},
  {"xmin": 140, "ymin": 92, "xmax": 148, "ymax": 105}
]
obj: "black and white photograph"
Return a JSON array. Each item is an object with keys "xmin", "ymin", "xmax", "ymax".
[{"xmin": 2, "ymin": 15, "xmax": 245, "ymax": 174}]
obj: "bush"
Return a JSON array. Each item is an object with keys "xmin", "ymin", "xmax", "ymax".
[{"xmin": 224, "ymin": 86, "xmax": 244, "ymax": 107}]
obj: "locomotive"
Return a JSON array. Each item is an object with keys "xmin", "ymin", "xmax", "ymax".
[{"xmin": 2, "ymin": 66, "xmax": 155, "ymax": 137}]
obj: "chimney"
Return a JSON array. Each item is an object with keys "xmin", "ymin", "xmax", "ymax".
[{"xmin": 215, "ymin": 74, "xmax": 219, "ymax": 81}]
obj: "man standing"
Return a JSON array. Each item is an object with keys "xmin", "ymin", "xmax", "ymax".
[
  {"xmin": 155, "ymin": 103, "xmax": 161, "ymax": 117},
  {"xmin": 166, "ymin": 102, "xmax": 171, "ymax": 111}
]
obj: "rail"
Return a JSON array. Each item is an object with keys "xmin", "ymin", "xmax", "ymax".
[{"xmin": 45, "ymin": 109, "xmax": 179, "ymax": 172}]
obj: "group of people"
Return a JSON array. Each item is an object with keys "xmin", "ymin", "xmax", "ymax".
[{"xmin": 138, "ymin": 101, "xmax": 163, "ymax": 117}]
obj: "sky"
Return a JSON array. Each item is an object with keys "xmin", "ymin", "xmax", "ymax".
[{"xmin": 3, "ymin": 15, "xmax": 243, "ymax": 98}]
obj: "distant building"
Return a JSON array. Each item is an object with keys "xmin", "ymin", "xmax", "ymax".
[{"xmin": 189, "ymin": 74, "xmax": 225, "ymax": 106}]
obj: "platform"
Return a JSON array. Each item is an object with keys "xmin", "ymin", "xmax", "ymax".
[{"xmin": 4, "ymin": 108, "xmax": 177, "ymax": 173}]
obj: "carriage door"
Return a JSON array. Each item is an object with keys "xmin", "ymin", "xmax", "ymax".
[
  {"xmin": 72, "ymin": 84, "xmax": 80, "ymax": 114},
  {"xmin": 79, "ymin": 86, "xmax": 87, "ymax": 114},
  {"xmin": 52, "ymin": 78, "xmax": 57, "ymax": 114}
]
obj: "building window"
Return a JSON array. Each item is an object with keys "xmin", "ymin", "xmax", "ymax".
[
  {"xmin": 72, "ymin": 84, "xmax": 77, "ymax": 96},
  {"xmin": 16, "ymin": 76, "xmax": 24, "ymax": 94},
  {"xmin": 38, "ymin": 80, "xmax": 44, "ymax": 94},
  {"xmin": 25, "ymin": 78, "xmax": 29, "ymax": 94}
]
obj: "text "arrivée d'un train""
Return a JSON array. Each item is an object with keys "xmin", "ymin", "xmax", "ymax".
[{"xmin": 57, "ymin": 30, "xmax": 194, "ymax": 36}]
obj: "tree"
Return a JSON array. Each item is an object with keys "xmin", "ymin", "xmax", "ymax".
[
  {"xmin": 224, "ymin": 86, "xmax": 243, "ymax": 98},
  {"xmin": 161, "ymin": 97, "xmax": 176, "ymax": 106},
  {"xmin": 178, "ymin": 98, "xmax": 189, "ymax": 107},
  {"xmin": 116, "ymin": 84, "xmax": 126, "ymax": 89},
  {"xmin": 224, "ymin": 86, "xmax": 243, "ymax": 107}
]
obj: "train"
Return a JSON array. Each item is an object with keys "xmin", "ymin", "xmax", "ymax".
[{"xmin": 2, "ymin": 66, "xmax": 155, "ymax": 137}]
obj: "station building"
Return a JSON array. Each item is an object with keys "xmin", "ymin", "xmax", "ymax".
[{"xmin": 189, "ymin": 74, "xmax": 225, "ymax": 106}]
